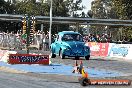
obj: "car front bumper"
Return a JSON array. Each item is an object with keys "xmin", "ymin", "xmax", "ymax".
[{"xmin": 63, "ymin": 49, "xmax": 90, "ymax": 57}]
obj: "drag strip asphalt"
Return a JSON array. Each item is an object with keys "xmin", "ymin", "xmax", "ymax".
[{"xmin": 0, "ymin": 61, "xmax": 129, "ymax": 78}]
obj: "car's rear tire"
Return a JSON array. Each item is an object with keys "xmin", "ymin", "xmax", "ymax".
[
  {"xmin": 85, "ymin": 55, "xmax": 90, "ymax": 60},
  {"xmin": 59, "ymin": 50, "xmax": 65, "ymax": 59}
]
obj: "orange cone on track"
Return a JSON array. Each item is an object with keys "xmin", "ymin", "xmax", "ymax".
[
  {"xmin": 74, "ymin": 60, "xmax": 78, "ymax": 66},
  {"xmin": 78, "ymin": 60, "xmax": 89, "ymax": 78},
  {"xmin": 79, "ymin": 60, "xmax": 83, "ymax": 74},
  {"xmin": 81, "ymin": 68, "xmax": 89, "ymax": 78},
  {"xmin": 72, "ymin": 60, "xmax": 79, "ymax": 73}
]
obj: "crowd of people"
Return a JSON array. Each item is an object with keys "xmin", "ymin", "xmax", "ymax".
[
  {"xmin": 83, "ymin": 33, "xmax": 132, "ymax": 43},
  {"xmin": 0, "ymin": 30, "xmax": 51, "ymax": 50},
  {"xmin": 83, "ymin": 33, "xmax": 112, "ymax": 43},
  {"xmin": 0, "ymin": 30, "xmax": 132, "ymax": 50}
]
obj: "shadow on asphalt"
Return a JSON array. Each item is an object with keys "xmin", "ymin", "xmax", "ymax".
[
  {"xmin": 39, "ymin": 64, "xmax": 62, "ymax": 66},
  {"xmin": 60, "ymin": 58, "xmax": 117, "ymax": 61},
  {"xmin": 35, "ymin": 80, "xmax": 79, "ymax": 83},
  {"xmin": 89, "ymin": 58, "xmax": 117, "ymax": 62}
]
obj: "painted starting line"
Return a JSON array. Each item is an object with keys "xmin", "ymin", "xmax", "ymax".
[{"xmin": 0, "ymin": 62, "xmax": 128, "ymax": 77}]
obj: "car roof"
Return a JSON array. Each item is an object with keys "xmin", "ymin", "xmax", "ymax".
[{"xmin": 58, "ymin": 31, "xmax": 80, "ymax": 36}]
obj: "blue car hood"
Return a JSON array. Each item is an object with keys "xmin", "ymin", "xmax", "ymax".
[{"xmin": 62, "ymin": 41, "xmax": 85, "ymax": 49}]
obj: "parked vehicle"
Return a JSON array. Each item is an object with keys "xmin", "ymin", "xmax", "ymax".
[{"xmin": 50, "ymin": 31, "xmax": 90, "ymax": 60}]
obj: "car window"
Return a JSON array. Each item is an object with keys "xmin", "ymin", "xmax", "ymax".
[{"xmin": 62, "ymin": 34, "xmax": 83, "ymax": 41}]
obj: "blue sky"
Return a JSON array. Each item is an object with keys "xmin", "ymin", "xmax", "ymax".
[{"xmin": 81, "ymin": 0, "xmax": 94, "ymax": 13}]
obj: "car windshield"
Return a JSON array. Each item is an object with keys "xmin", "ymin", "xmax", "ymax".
[{"xmin": 62, "ymin": 34, "xmax": 83, "ymax": 41}]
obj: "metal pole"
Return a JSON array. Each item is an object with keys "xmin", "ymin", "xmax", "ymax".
[
  {"xmin": 41, "ymin": 23, "xmax": 44, "ymax": 50},
  {"xmin": 76, "ymin": 22, "xmax": 79, "ymax": 32},
  {"xmin": 26, "ymin": 15, "xmax": 30, "ymax": 54},
  {"xmin": 49, "ymin": 0, "xmax": 52, "ymax": 49},
  {"xmin": 41, "ymin": 24, "xmax": 44, "ymax": 32},
  {"xmin": 120, "ymin": 28, "xmax": 123, "ymax": 44},
  {"xmin": 87, "ymin": 22, "xmax": 90, "ymax": 35}
]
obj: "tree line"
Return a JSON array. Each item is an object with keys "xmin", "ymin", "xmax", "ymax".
[
  {"xmin": 90, "ymin": 0, "xmax": 132, "ymax": 41},
  {"xmin": 0, "ymin": 0, "xmax": 87, "ymax": 34}
]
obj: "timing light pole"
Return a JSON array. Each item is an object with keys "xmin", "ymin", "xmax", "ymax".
[{"xmin": 26, "ymin": 15, "xmax": 30, "ymax": 54}]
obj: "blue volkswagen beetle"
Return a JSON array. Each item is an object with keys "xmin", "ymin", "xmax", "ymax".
[{"xmin": 50, "ymin": 31, "xmax": 90, "ymax": 60}]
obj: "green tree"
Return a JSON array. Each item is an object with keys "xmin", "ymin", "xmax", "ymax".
[
  {"xmin": 112, "ymin": 0, "xmax": 132, "ymax": 20},
  {"xmin": 0, "ymin": 0, "xmax": 16, "ymax": 14},
  {"xmin": 91, "ymin": 0, "xmax": 118, "ymax": 19},
  {"xmin": 15, "ymin": 0, "xmax": 38, "ymax": 15},
  {"xmin": 112, "ymin": 0, "xmax": 132, "ymax": 41},
  {"xmin": 14, "ymin": 0, "xmax": 85, "ymax": 17},
  {"xmin": 90, "ymin": 0, "xmax": 132, "ymax": 41},
  {"xmin": 64, "ymin": 0, "xmax": 85, "ymax": 17},
  {"xmin": 0, "ymin": 0, "xmax": 6, "ymax": 14},
  {"xmin": 0, "ymin": 0, "xmax": 85, "ymax": 34}
]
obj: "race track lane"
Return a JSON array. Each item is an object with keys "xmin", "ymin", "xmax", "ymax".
[
  {"xmin": 0, "ymin": 71, "xmax": 82, "ymax": 88},
  {"xmin": 0, "ymin": 71, "xmax": 131, "ymax": 88}
]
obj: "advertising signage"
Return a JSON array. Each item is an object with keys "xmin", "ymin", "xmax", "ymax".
[{"xmin": 9, "ymin": 54, "xmax": 49, "ymax": 65}]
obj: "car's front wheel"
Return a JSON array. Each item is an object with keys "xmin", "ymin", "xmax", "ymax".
[
  {"xmin": 59, "ymin": 50, "xmax": 65, "ymax": 59},
  {"xmin": 85, "ymin": 55, "xmax": 90, "ymax": 60},
  {"xmin": 50, "ymin": 53, "xmax": 56, "ymax": 58}
]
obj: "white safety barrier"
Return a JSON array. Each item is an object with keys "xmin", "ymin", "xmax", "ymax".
[
  {"xmin": 0, "ymin": 50, "xmax": 8, "ymax": 60},
  {"xmin": 86, "ymin": 42, "xmax": 132, "ymax": 60},
  {"xmin": 108, "ymin": 43, "xmax": 132, "ymax": 60},
  {"xmin": 1, "ymin": 51, "xmax": 17, "ymax": 63}
]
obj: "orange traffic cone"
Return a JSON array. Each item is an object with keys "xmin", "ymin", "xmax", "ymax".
[
  {"xmin": 74, "ymin": 60, "xmax": 78, "ymax": 66},
  {"xmin": 81, "ymin": 68, "xmax": 89, "ymax": 78},
  {"xmin": 72, "ymin": 60, "xmax": 79, "ymax": 73},
  {"xmin": 79, "ymin": 60, "xmax": 89, "ymax": 78},
  {"xmin": 79, "ymin": 60, "xmax": 83, "ymax": 74}
]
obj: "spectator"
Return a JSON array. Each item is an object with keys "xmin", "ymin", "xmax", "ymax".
[
  {"xmin": 129, "ymin": 38, "xmax": 132, "ymax": 42},
  {"xmin": 100, "ymin": 34, "xmax": 107, "ymax": 43},
  {"xmin": 122, "ymin": 36, "xmax": 128, "ymax": 42},
  {"xmin": 43, "ymin": 34, "xmax": 49, "ymax": 50},
  {"xmin": 96, "ymin": 34, "xmax": 101, "ymax": 42}
]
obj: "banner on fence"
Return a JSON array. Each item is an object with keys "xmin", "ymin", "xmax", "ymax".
[
  {"xmin": 86, "ymin": 42, "xmax": 132, "ymax": 60},
  {"xmin": 108, "ymin": 44, "xmax": 132, "ymax": 60},
  {"xmin": 8, "ymin": 54, "xmax": 49, "ymax": 65},
  {"xmin": 86, "ymin": 42, "xmax": 109, "ymax": 57}
]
